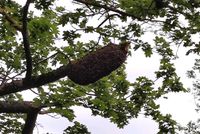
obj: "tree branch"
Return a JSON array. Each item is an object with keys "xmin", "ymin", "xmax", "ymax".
[
  {"xmin": 73, "ymin": 0, "xmax": 176, "ymax": 26},
  {"xmin": 0, "ymin": 65, "xmax": 71, "ymax": 96},
  {"xmin": 22, "ymin": 0, "xmax": 33, "ymax": 80},
  {"xmin": 0, "ymin": 101, "xmax": 41, "ymax": 134},
  {"xmin": 22, "ymin": 109, "xmax": 40, "ymax": 134},
  {"xmin": 0, "ymin": 8, "xmax": 22, "ymax": 31},
  {"xmin": 0, "ymin": 101, "xmax": 39, "ymax": 113},
  {"xmin": 73, "ymin": 0, "xmax": 141, "ymax": 20},
  {"xmin": 97, "ymin": 14, "xmax": 120, "ymax": 28}
]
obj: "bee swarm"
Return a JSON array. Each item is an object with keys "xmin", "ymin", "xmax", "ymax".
[{"xmin": 67, "ymin": 42, "xmax": 129, "ymax": 85}]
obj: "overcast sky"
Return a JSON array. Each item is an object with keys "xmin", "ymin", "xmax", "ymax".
[{"xmin": 14, "ymin": 0, "xmax": 200, "ymax": 133}]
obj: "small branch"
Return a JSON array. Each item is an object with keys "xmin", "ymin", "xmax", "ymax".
[
  {"xmin": 11, "ymin": 52, "xmax": 59, "ymax": 80},
  {"xmin": 22, "ymin": 0, "xmax": 32, "ymax": 80},
  {"xmin": 73, "ymin": 0, "xmax": 141, "ymax": 20},
  {"xmin": 97, "ymin": 14, "xmax": 119, "ymax": 28},
  {"xmin": 0, "ymin": 8, "xmax": 22, "ymax": 31},
  {"xmin": 36, "ymin": 52, "xmax": 59, "ymax": 65},
  {"xmin": 0, "ymin": 68, "xmax": 12, "ymax": 86},
  {"xmin": 30, "ymin": 89, "xmax": 40, "ymax": 95},
  {"xmin": 74, "ymin": 0, "xmax": 181, "ymax": 28}
]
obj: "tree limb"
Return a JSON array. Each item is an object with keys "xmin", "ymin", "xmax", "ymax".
[
  {"xmin": 22, "ymin": 0, "xmax": 33, "ymax": 80},
  {"xmin": 22, "ymin": 109, "xmax": 40, "ymax": 134},
  {"xmin": 0, "ymin": 100, "xmax": 72, "ymax": 114},
  {"xmin": 0, "ymin": 65, "xmax": 71, "ymax": 96},
  {"xmin": 0, "ymin": 101, "xmax": 39, "ymax": 113},
  {"xmin": 0, "ymin": 100, "xmax": 41, "ymax": 134}
]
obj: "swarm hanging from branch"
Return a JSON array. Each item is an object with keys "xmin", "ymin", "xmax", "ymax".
[{"xmin": 67, "ymin": 42, "xmax": 130, "ymax": 85}]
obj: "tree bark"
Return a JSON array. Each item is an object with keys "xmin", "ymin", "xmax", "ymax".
[
  {"xmin": 0, "ymin": 101, "xmax": 41, "ymax": 134},
  {"xmin": 0, "ymin": 65, "xmax": 70, "ymax": 96},
  {"xmin": 22, "ymin": 0, "xmax": 33, "ymax": 79},
  {"xmin": 22, "ymin": 109, "xmax": 40, "ymax": 134},
  {"xmin": 0, "ymin": 101, "xmax": 37, "ymax": 113}
]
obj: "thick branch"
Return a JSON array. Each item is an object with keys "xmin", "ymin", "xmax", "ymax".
[
  {"xmin": 0, "ymin": 101, "xmax": 38, "ymax": 113},
  {"xmin": 0, "ymin": 100, "xmax": 41, "ymax": 134},
  {"xmin": 0, "ymin": 65, "xmax": 70, "ymax": 96},
  {"xmin": 22, "ymin": 109, "xmax": 40, "ymax": 134},
  {"xmin": 22, "ymin": 0, "xmax": 32, "ymax": 79},
  {"xmin": 0, "ymin": 8, "xmax": 22, "ymax": 31}
]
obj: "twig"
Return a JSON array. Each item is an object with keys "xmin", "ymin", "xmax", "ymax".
[
  {"xmin": 36, "ymin": 52, "xmax": 59, "ymax": 65},
  {"xmin": 175, "ymin": 40, "xmax": 183, "ymax": 59},
  {"xmin": 97, "ymin": 14, "xmax": 119, "ymax": 28},
  {"xmin": 0, "ymin": 68, "xmax": 12, "ymax": 85},
  {"xmin": 22, "ymin": 0, "xmax": 33, "ymax": 80},
  {"xmin": 85, "ymin": 3, "xmax": 95, "ymax": 14},
  {"xmin": 30, "ymin": 89, "xmax": 40, "ymax": 95},
  {"xmin": 11, "ymin": 52, "xmax": 59, "ymax": 79}
]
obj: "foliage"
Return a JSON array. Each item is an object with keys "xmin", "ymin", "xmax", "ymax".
[
  {"xmin": 178, "ymin": 121, "xmax": 200, "ymax": 134},
  {"xmin": 119, "ymin": 0, "xmax": 159, "ymax": 18},
  {"xmin": 0, "ymin": 0, "xmax": 200, "ymax": 133},
  {"xmin": 0, "ymin": 113, "xmax": 24, "ymax": 134},
  {"xmin": 63, "ymin": 121, "xmax": 91, "ymax": 134}
]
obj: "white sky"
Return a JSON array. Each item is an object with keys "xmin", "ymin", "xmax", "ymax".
[{"xmin": 13, "ymin": 0, "xmax": 200, "ymax": 133}]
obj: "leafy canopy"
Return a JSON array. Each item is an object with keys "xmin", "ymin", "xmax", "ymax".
[{"xmin": 0, "ymin": 0, "xmax": 200, "ymax": 133}]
